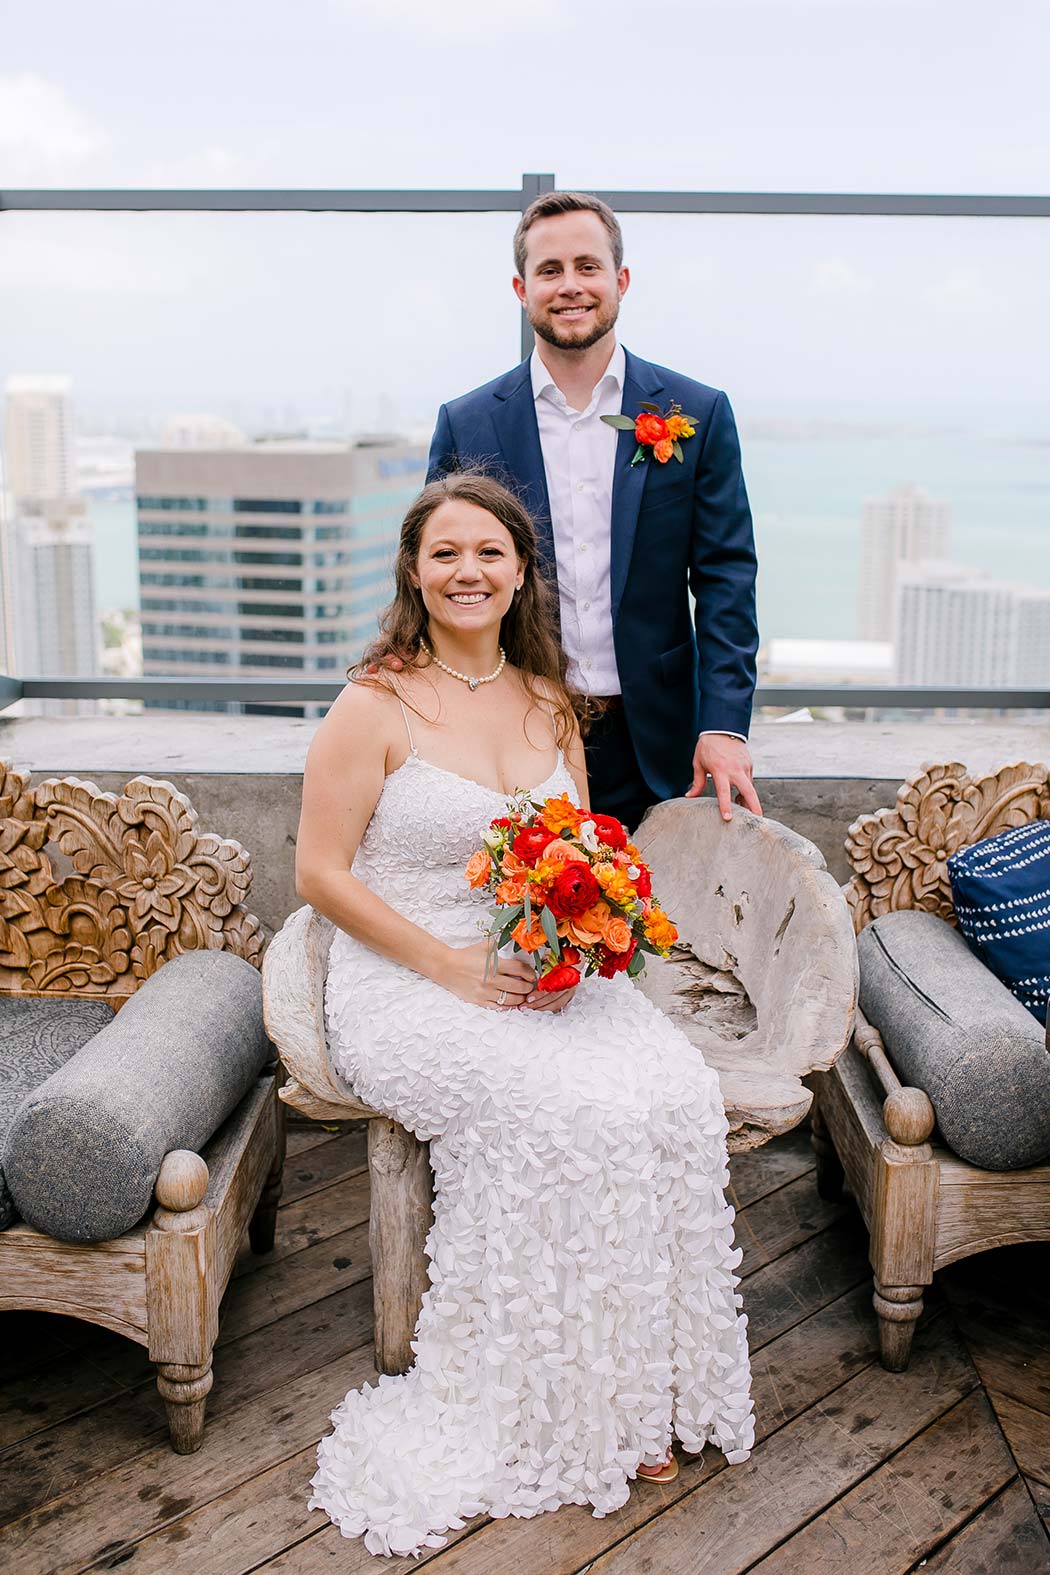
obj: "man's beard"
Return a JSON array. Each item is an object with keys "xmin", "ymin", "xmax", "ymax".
[{"xmin": 530, "ymin": 299, "xmax": 619, "ymax": 353}]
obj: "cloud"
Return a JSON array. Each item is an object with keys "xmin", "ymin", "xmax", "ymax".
[
  {"xmin": 809, "ymin": 257, "xmax": 873, "ymax": 297},
  {"xmin": 0, "ymin": 72, "xmax": 109, "ymax": 180},
  {"xmin": 139, "ymin": 144, "xmax": 260, "ymax": 187},
  {"xmin": 921, "ymin": 266, "xmax": 1000, "ymax": 313}
]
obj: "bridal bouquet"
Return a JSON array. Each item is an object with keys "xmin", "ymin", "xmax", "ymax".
[{"xmin": 464, "ymin": 793, "xmax": 678, "ymax": 993}]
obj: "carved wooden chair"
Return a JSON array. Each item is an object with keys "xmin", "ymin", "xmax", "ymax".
[
  {"xmin": 0, "ymin": 763, "xmax": 283, "ymax": 1452},
  {"xmin": 811, "ymin": 761, "xmax": 1050, "ymax": 1370},
  {"xmin": 263, "ymin": 796, "xmax": 858, "ymax": 1374}
]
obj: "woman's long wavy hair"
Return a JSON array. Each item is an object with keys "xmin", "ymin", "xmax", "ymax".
[{"xmin": 352, "ymin": 471, "xmax": 578, "ymax": 748}]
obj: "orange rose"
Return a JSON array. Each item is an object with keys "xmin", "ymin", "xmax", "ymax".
[
  {"xmin": 495, "ymin": 878, "xmax": 526, "ymax": 905},
  {"xmin": 603, "ymin": 914, "xmax": 634, "ymax": 953},
  {"xmin": 541, "ymin": 838, "xmax": 589, "ymax": 867},
  {"xmin": 511, "ymin": 913, "xmax": 547, "ymax": 953},
  {"xmin": 634, "ymin": 412, "xmax": 669, "ymax": 447},
  {"xmin": 653, "ymin": 437, "xmax": 674, "ymax": 464},
  {"xmin": 567, "ymin": 899, "xmax": 611, "ymax": 949},
  {"xmin": 502, "ymin": 849, "xmax": 529, "ymax": 878},
  {"xmin": 465, "ymin": 850, "xmax": 492, "ymax": 889}
]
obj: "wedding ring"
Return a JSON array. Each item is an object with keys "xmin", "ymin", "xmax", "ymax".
[{"xmin": 496, "ymin": 990, "xmax": 507, "ymax": 1006}]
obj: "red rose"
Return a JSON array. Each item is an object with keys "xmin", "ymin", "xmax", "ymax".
[
  {"xmin": 492, "ymin": 816, "xmax": 513, "ymax": 829},
  {"xmin": 591, "ymin": 813, "xmax": 627, "ymax": 851},
  {"xmin": 634, "ymin": 412, "xmax": 670, "ymax": 447},
  {"xmin": 513, "ymin": 825, "xmax": 557, "ymax": 863},
  {"xmin": 633, "ymin": 865, "xmax": 652, "ymax": 899},
  {"xmin": 598, "ymin": 938, "xmax": 638, "ymax": 978},
  {"xmin": 546, "ymin": 863, "xmax": 601, "ymax": 919},
  {"xmin": 537, "ymin": 963, "xmax": 581, "ymax": 993},
  {"xmin": 561, "ymin": 944, "xmax": 581, "ymax": 964}
]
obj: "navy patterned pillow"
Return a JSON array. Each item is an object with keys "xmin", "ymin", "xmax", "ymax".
[{"xmin": 948, "ymin": 820, "xmax": 1050, "ymax": 1025}]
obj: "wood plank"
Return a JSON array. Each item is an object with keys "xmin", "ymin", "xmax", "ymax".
[
  {"xmin": 943, "ymin": 1271, "xmax": 1050, "ymax": 1417},
  {"xmin": 1026, "ymin": 1476, "xmax": 1050, "ymax": 1538},
  {"xmin": 0, "ymin": 1278, "xmax": 376, "ymax": 1526},
  {"xmin": 0, "ymin": 1346, "xmax": 381, "ymax": 1574},
  {"xmin": 916, "ymin": 1478, "xmax": 1050, "ymax": 1574},
  {"xmin": 991, "ymin": 1391, "xmax": 1050, "ymax": 1489},
  {"xmin": 726, "ymin": 1123, "xmax": 815, "ymax": 1211},
  {"xmin": 234, "ymin": 1172, "xmax": 370, "ymax": 1279},
  {"xmin": 734, "ymin": 1172, "xmax": 849, "ymax": 1278},
  {"xmin": 178, "ymin": 1281, "xmax": 885, "ymax": 1575},
  {"xmin": 741, "ymin": 1216, "xmax": 871, "ymax": 1349},
  {"xmin": 281, "ymin": 1129, "xmax": 367, "ymax": 1205},
  {"xmin": 218, "ymin": 1222, "xmax": 371, "ymax": 1346},
  {"xmin": 576, "ymin": 1316, "xmax": 977, "ymax": 1575},
  {"xmin": 749, "ymin": 1390, "xmax": 1015, "ymax": 1574},
  {"xmin": 0, "ymin": 1354, "xmax": 126, "ymax": 1451},
  {"xmin": 285, "ymin": 1125, "xmax": 345, "ymax": 1159}
]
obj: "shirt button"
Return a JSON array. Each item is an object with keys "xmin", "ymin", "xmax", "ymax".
[
  {"xmin": 583, "ymin": 600, "xmax": 591, "ymax": 610},
  {"xmin": 575, "ymin": 482, "xmax": 585, "ymax": 492},
  {"xmin": 580, "ymin": 543, "xmax": 589, "ymax": 552},
  {"xmin": 574, "ymin": 422, "xmax": 583, "ymax": 432},
  {"xmin": 583, "ymin": 659, "xmax": 592, "ymax": 669}
]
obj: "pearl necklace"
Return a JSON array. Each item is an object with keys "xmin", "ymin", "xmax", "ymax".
[{"xmin": 421, "ymin": 640, "xmax": 507, "ymax": 692}]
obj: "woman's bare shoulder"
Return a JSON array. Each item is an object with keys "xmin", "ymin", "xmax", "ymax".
[{"xmin": 309, "ymin": 676, "xmax": 403, "ymax": 760}]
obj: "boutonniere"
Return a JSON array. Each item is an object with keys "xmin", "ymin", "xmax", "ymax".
[{"xmin": 602, "ymin": 401, "xmax": 697, "ymax": 466}]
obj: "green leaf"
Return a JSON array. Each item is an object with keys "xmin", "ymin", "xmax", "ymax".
[
  {"xmin": 627, "ymin": 949, "xmax": 646, "ymax": 978},
  {"xmin": 523, "ymin": 888, "xmax": 532, "ymax": 931},
  {"xmin": 601, "ymin": 414, "xmax": 638, "ymax": 431},
  {"xmin": 539, "ymin": 904, "xmax": 561, "ymax": 958},
  {"xmin": 630, "ymin": 445, "xmax": 647, "ymax": 467},
  {"xmin": 638, "ymin": 401, "xmax": 661, "ymax": 413},
  {"xmin": 672, "ymin": 441, "xmax": 684, "ymax": 463}
]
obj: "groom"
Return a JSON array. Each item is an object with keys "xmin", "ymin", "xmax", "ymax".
[{"xmin": 427, "ymin": 191, "xmax": 762, "ymax": 831}]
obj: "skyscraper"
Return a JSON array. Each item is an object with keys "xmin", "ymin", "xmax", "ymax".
[
  {"xmin": 858, "ymin": 484, "xmax": 952, "ymax": 642},
  {"xmin": 895, "ymin": 562, "xmax": 1050, "ymax": 690},
  {"xmin": 1, "ymin": 376, "xmax": 99, "ymax": 680},
  {"xmin": 134, "ymin": 434, "xmax": 427, "ymax": 714}
]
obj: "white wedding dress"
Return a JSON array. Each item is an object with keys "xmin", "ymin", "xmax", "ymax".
[{"xmin": 312, "ymin": 721, "xmax": 754, "ymax": 1557}]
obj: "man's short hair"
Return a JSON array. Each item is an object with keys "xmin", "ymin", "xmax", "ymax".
[{"xmin": 513, "ymin": 191, "xmax": 624, "ymax": 278}]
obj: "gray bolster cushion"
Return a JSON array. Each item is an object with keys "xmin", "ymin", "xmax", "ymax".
[
  {"xmin": 858, "ymin": 910, "xmax": 1050, "ymax": 1170},
  {"xmin": 0, "ymin": 998, "xmax": 116, "ymax": 1229},
  {"xmin": 3, "ymin": 951, "xmax": 270, "ymax": 1241}
]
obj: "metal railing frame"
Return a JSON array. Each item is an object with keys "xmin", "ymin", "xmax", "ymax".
[{"xmin": 2, "ymin": 174, "xmax": 1047, "ymax": 711}]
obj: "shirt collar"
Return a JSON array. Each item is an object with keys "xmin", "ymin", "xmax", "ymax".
[{"xmin": 530, "ymin": 340, "xmax": 625, "ymax": 406}]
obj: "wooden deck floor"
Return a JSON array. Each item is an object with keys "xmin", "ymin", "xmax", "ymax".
[{"xmin": 2, "ymin": 1119, "xmax": 1049, "ymax": 1575}]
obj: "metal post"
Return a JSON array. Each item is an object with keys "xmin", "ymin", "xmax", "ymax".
[{"xmin": 518, "ymin": 173, "xmax": 556, "ymax": 361}]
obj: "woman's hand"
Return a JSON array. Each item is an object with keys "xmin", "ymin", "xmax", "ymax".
[
  {"xmin": 523, "ymin": 984, "xmax": 577, "ymax": 1013},
  {"xmin": 436, "ymin": 940, "xmax": 536, "ymax": 1010}
]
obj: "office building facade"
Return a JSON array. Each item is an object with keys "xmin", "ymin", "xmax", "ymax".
[
  {"xmin": 135, "ymin": 436, "xmax": 427, "ymax": 713},
  {"xmin": 858, "ymin": 484, "xmax": 952, "ymax": 642}
]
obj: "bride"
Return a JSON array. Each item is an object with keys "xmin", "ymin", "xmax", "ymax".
[{"xmin": 295, "ymin": 472, "xmax": 754, "ymax": 1557}]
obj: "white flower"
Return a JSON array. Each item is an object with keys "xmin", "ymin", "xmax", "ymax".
[
  {"xmin": 579, "ymin": 820, "xmax": 600, "ymax": 853},
  {"xmin": 627, "ymin": 864, "xmax": 640, "ymax": 879}
]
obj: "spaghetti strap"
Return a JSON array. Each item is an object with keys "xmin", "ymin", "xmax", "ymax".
[{"xmin": 396, "ymin": 697, "xmax": 418, "ymax": 757}]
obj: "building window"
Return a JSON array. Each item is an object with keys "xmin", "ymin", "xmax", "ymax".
[{"xmin": 234, "ymin": 499, "xmax": 303, "ymax": 514}]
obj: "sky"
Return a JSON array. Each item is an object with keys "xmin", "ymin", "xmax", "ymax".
[{"xmin": 1, "ymin": 0, "xmax": 1049, "ymax": 433}]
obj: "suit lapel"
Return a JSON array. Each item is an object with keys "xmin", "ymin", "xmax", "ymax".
[
  {"xmin": 610, "ymin": 350, "xmax": 666, "ymax": 620},
  {"xmin": 489, "ymin": 363, "xmax": 556, "ymax": 579}
]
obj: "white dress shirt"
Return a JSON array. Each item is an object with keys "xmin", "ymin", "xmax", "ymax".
[
  {"xmin": 531, "ymin": 341, "xmax": 623, "ymax": 695},
  {"xmin": 531, "ymin": 342, "xmax": 744, "ymax": 741}
]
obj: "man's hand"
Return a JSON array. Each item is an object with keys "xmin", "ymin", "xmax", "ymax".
[{"xmin": 686, "ymin": 734, "xmax": 763, "ymax": 821}]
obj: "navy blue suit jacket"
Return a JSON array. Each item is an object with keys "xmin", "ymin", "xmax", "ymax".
[{"xmin": 427, "ymin": 348, "xmax": 759, "ymax": 803}]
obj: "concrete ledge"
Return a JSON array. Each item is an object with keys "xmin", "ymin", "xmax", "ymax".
[{"xmin": 2, "ymin": 714, "xmax": 1045, "ymax": 935}]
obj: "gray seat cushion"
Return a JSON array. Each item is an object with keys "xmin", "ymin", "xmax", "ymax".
[
  {"xmin": 0, "ymin": 998, "xmax": 116, "ymax": 1228},
  {"xmin": 858, "ymin": 910, "xmax": 1050, "ymax": 1170},
  {"xmin": 3, "ymin": 951, "xmax": 270, "ymax": 1242}
]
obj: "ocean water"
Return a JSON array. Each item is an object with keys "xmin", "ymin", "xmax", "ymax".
[{"xmin": 87, "ymin": 427, "xmax": 1050, "ymax": 642}]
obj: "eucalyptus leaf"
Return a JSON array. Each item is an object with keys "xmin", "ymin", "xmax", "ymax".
[
  {"xmin": 539, "ymin": 904, "xmax": 561, "ymax": 958},
  {"xmin": 638, "ymin": 401, "xmax": 661, "ymax": 413},
  {"xmin": 600, "ymin": 414, "xmax": 637, "ymax": 431},
  {"xmin": 627, "ymin": 949, "xmax": 646, "ymax": 978},
  {"xmin": 672, "ymin": 441, "xmax": 684, "ymax": 463}
]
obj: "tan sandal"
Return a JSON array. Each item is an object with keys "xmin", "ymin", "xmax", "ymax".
[{"xmin": 637, "ymin": 1452, "xmax": 679, "ymax": 1483}]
